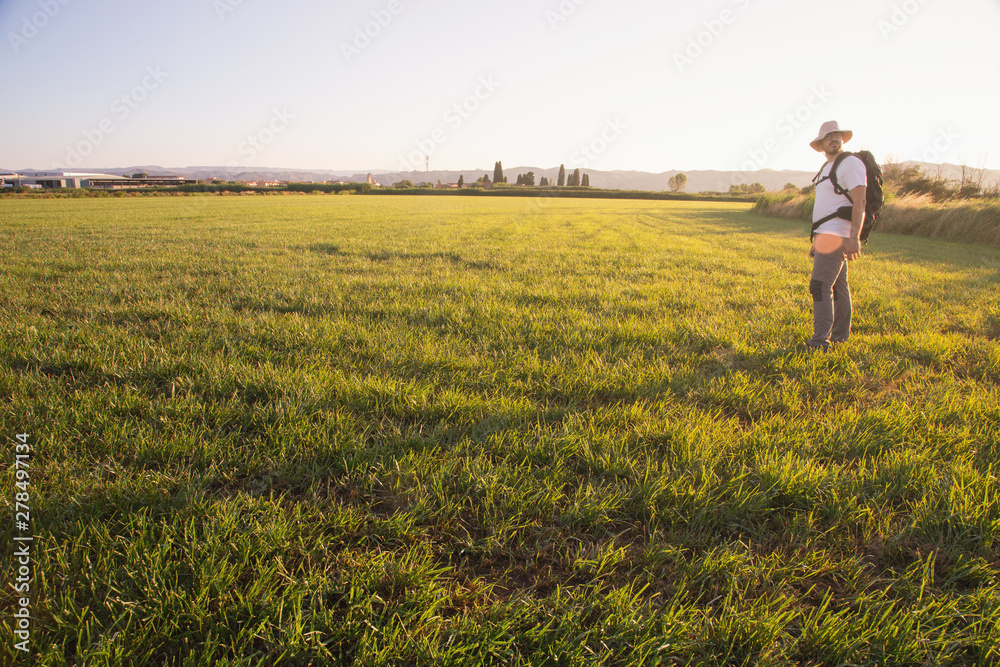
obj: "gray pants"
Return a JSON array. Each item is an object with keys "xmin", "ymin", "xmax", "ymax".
[{"xmin": 809, "ymin": 247, "xmax": 852, "ymax": 346}]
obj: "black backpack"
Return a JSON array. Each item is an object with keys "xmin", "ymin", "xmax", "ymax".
[{"xmin": 810, "ymin": 150, "xmax": 884, "ymax": 243}]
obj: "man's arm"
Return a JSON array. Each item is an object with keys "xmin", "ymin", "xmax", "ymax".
[{"xmin": 844, "ymin": 184, "xmax": 866, "ymax": 260}]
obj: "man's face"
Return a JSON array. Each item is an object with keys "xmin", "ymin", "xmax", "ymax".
[{"xmin": 822, "ymin": 132, "xmax": 844, "ymax": 154}]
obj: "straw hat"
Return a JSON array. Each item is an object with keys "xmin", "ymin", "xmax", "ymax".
[{"xmin": 810, "ymin": 121, "xmax": 853, "ymax": 152}]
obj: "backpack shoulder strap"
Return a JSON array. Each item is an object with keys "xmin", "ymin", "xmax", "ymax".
[
  {"xmin": 826, "ymin": 152, "xmax": 856, "ymax": 202},
  {"xmin": 811, "ymin": 162, "xmax": 827, "ymax": 185},
  {"xmin": 810, "ymin": 205, "xmax": 856, "ymax": 242},
  {"xmin": 812, "ymin": 152, "xmax": 852, "ymax": 185}
]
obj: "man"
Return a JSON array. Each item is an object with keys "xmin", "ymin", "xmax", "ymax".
[{"xmin": 807, "ymin": 120, "xmax": 867, "ymax": 351}]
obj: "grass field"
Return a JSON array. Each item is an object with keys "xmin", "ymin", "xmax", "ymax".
[{"xmin": 1, "ymin": 194, "xmax": 999, "ymax": 665}]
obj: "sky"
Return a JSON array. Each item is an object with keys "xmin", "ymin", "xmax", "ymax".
[{"xmin": 2, "ymin": 0, "xmax": 999, "ymax": 175}]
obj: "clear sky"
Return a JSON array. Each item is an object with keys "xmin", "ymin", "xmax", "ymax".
[{"xmin": 2, "ymin": 0, "xmax": 999, "ymax": 174}]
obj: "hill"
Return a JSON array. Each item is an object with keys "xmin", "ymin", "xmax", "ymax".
[{"xmin": 6, "ymin": 162, "xmax": 998, "ymax": 193}]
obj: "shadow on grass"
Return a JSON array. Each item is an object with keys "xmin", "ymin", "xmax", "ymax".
[
  {"xmin": 305, "ymin": 242, "xmax": 501, "ymax": 270},
  {"xmin": 637, "ymin": 208, "xmax": 804, "ymax": 238}
]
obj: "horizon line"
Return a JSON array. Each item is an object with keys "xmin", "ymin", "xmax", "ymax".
[{"xmin": 6, "ymin": 159, "xmax": 995, "ymax": 176}]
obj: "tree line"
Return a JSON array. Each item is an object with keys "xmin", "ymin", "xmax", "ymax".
[
  {"xmin": 390, "ymin": 162, "xmax": 702, "ymax": 194},
  {"xmin": 475, "ymin": 162, "xmax": 593, "ymax": 188}
]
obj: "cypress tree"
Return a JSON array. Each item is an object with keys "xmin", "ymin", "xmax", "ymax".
[{"xmin": 557, "ymin": 164, "xmax": 566, "ymax": 187}]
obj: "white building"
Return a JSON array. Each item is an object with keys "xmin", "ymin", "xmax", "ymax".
[{"xmin": 11, "ymin": 171, "xmax": 195, "ymax": 189}]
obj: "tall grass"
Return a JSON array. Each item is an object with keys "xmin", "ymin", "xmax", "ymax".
[
  {"xmin": 751, "ymin": 191, "xmax": 814, "ymax": 223},
  {"xmin": 1, "ymin": 195, "xmax": 998, "ymax": 665},
  {"xmin": 879, "ymin": 195, "xmax": 1000, "ymax": 246},
  {"xmin": 753, "ymin": 191, "xmax": 1000, "ymax": 247}
]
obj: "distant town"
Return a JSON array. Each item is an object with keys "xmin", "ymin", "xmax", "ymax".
[{"xmin": 0, "ymin": 171, "xmax": 382, "ymax": 191}]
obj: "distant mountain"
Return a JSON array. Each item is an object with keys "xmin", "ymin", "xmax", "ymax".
[{"xmin": 7, "ymin": 162, "xmax": 998, "ymax": 193}]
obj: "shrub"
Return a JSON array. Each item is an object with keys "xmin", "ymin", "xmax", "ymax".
[
  {"xmin": 878, "ymin": 195, "xmax": 1000, "ymax": 245},
  {"xmin": 751, "ymin": 192, "xmax": 814, "ymax": 222},
  {"xmin": 286, "ymin": 182, "xmax": 371, "ymax": 194},
  {"xmin": 884, "ymin": 163, "xmax": 998, "ymax": 203}
]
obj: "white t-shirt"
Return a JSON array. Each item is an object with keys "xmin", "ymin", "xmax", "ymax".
[{"xmin": 812, "ymin": 154, "xmax": 867, "ymax": 238}]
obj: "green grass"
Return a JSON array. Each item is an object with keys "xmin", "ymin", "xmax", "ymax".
[{"xmin": 1, "ymin": 194, "xmax": 999, "ymax": 666}]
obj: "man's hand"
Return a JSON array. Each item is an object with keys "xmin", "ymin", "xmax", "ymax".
[
  {"xmin": 843, "ymin": 237, "xmax": 861, "ymax": 261},
  {"xmin": 813, "ymin": 233, "xmax": 859, "ymax": 259}
]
